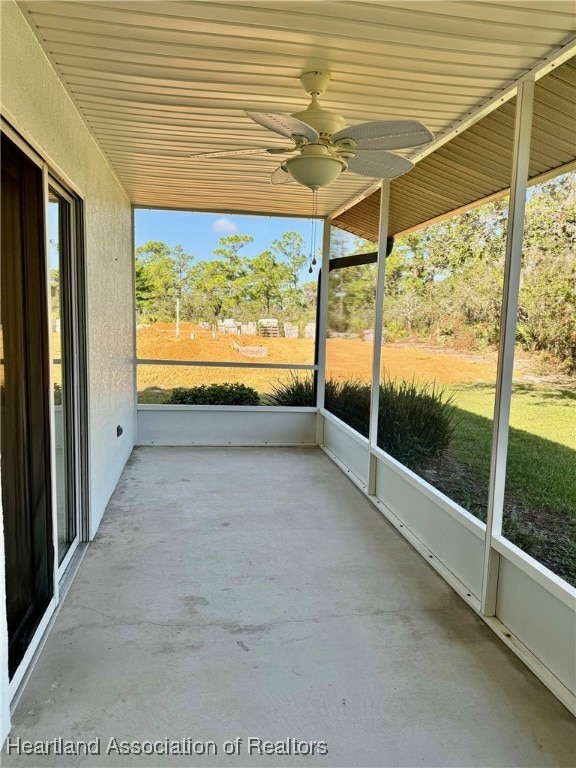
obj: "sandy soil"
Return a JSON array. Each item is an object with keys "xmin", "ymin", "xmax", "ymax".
[{"xmin": 136, "ymin": 323, "xmax": 503, "ymax": 391}]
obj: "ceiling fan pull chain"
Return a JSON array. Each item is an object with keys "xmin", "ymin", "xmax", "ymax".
[
  {"xmin": 312, "ymin": 188, "xmax": 318, "ymax": 266},
  {"xmin": 309, "ymin": 188, "xmax": 318, "ymax": 273}
]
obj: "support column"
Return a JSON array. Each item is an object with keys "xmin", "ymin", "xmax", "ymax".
[
  {"xmin": 368, "ymin": 182, "xmax": 390, "ymax": 495},
  {"xmin": 481, "ymin": 79, "xmax": 535, "ymax": 615},
  {"xmin": 315, "ymin": 218, "xmax": 331, "ymax": 415}
]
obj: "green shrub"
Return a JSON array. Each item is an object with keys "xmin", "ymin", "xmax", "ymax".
[
  {"xmin": 266, "ymin": 373, "xmax": 315, "ymax": 406},
  {"xmin": 377, "ymin": 379, "xmax": 456, "ymax": 470},
  {"xmin": 325, "ymin": 379, "xmax": 371, "ymax": 437},
  {"xmin": 167, "ymin": 383, "xmax": 260, "ymax": 405},
  {"xmin": 324, "ymin": 377, "xmax": 455, "ymax": 470},
  {"xmin": 266, "ymin": 374, "xmax": 455, "ymax": 470}
]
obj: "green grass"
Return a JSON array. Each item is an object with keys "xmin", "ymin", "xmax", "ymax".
[
  {"xmin": 138, "ymin": 388, "xmax": 172, "ymax": 404},
  {"xmin": 446, "ymin": 383, "xmax": 575, "ymax": 519},
  {"xmin": 448, "ymin": 382, "xmax": 575, "ymax": 450},
  {"xmin": 428, "ymin": 382, "xmax": 576, "ymax": 584}
]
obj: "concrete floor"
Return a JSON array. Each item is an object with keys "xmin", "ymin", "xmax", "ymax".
[{"xmin": 4, "ymin": 447, "xmax": 575, "ymax": 767}]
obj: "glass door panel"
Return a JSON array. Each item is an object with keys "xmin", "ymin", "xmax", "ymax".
[
  {"xmin": 2, "ymin": 133, "xmax": 54, "ymax": 677},
  {"xmin": 48, "ymin": 188, "xmax": 78, "ymax": 565}
]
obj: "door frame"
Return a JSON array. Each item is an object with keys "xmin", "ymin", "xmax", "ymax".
[
  {"xmin": 1, "ymin": 119, "xmax": 89, "ymax": 699},
  {"xmin": 48, "ymin": 177, "xmax": 89, "ymax": 578}
]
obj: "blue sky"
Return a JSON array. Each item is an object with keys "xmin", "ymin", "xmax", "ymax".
[
  {"xmin": 133, "ymin": 208, "xmax": 364, "ymax": 281},
  {"xmin": 134, "ymin": 209, "xmax": 320, "ymax": 262}
]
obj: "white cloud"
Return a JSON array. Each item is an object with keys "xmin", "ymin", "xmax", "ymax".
[{"xmin": 212, "ymin": 217, "xmax": 238, "ymax": 233}]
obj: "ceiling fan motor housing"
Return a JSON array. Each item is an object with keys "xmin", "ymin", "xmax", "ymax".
[
  {"xmin": 292, "ymin": 101, "xmax": 346, "ymax": 139},
  {"xmin": 294, "ymin": 72, "xmax": 345, "ymax": 139},
  {"xmin": 300, "ymin": 71, "xmax": 331, "ymax": 96}
]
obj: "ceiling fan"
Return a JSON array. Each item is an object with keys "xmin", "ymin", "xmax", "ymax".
[{"xmin": 190, "ymin": 72, "xmax": 434, "ymax": 189}]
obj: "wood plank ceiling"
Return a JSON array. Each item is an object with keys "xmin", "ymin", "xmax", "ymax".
[
  {"xmin": 19, "ymin": 1, "xmax": 576, "ymax": 227},
  {"xmin": 334, "ymin": 57, "xmax": 576, "ymax": 240}
]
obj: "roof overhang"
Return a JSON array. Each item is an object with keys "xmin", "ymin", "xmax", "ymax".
[
  {"xmin": 17, "ymin": 1, "xmax": 576, "ymax": 232},
  {"xmin": 334, "ymin": 54, "xmax": 576, "ymax": 240}
]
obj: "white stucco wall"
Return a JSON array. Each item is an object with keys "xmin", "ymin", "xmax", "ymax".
[
  {"xmin": 1, "ymin": 0, "xmax": 135, "ymax": 742},
  {"xmin": 1, "ymin": 0, "xmax": 135, "ymax": 528}
]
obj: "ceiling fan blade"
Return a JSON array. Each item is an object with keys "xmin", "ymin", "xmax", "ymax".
[
  {"xmin": 245, "ymin": 111, "xmax": 319, "ymax": 143},
  {"xmin": 267, "ymin": 147, "xmax": 298, "ymax": 155},
  {"xmin": 346, "ymin": 151, "xmax": 413, "ymax": 179},
  {"xmin": 332, "ymin": 120, "xmax": 433, "ymax": 149},
  {"xmin": 270, "ymin": 166, "xmax": 293, "ymax": 185},
  {"xmin": 190, "ymin": 147, "xmax": 278, "ymax": 159}
]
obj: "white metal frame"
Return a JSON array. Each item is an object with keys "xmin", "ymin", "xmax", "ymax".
[
  {"xmin": 137, "ymin": 359, "xmax": 317, "ymax": 371},
  {"xmin": 370, "ymin": 444, "xmax": 486, "ymax": 538},
  {"xmin": 48, "ymin": 176, "xmax": 85, "ymax": 579},
  {"xmin": 367, "ymin": 182, "xmax": 390, "ymax": 494},
  {"xmin": 321, "ymin": 408, "xmax": 371, "ymax": 487},
  {"xmin": 481, "ymin": 78, "xmax": 535, "ymax": 615},
  {"xmin": 314, "ymin": 68, "xmax": 576, "ymax": 713},
  {"xmin": 314, "ymin": 219, "xmax": 332, "ymax": 412}
]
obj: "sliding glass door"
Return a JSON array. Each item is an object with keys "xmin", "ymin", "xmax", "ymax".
[{"xmin": 1, "ymin": 130, "xmax": 87, "ymax": 680}]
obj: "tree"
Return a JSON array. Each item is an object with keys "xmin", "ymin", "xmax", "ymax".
[
  {"xmin": 188, "ymin": 260, "xmax": 230, "ymax": 325},
  {"xmin": 384, "ymin": 172, "xmax": 575, "ymax": 368},
  {"xmin": 516, "ymin": 173, "xmax": 576, "ymax": 369},
  {"xmin": 328, "ymin": 263, "xmax": 377, "ymax": 334},
  {"xmin": 272, "ymin": 231, "xmax": 307, "ymax": 287},
  {"xmin": 213, "ymin": 234, "xmax": 253, "ymax": 313},
  {"xmin": 134, "ymin": 262, "xmax": 155, "ymax": 321},
  {"xmin": 247, "ymin": 250, "xmax": 291, "ymax": 316},
  {"xmin": 135, "ymin": 241, "xmax": 194, "ymax": 323},
  {"xmin": 326, "ymin": 232, "xmax": 379, "ymax": 334},
  {"xmin": 187, "ymin": 235, "xmax": 253, "ymax": 326},
  {"xmin": 269, "ymin": 231, "xmax": 311, "ymax": 322},
  {"xmin": 50, "ymin": 268, "xmax": 60, "ymax": 320}
]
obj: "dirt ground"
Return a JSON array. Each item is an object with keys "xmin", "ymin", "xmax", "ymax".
[{"xmin": 137, "ymin": 323, "xmax": 503, "ymax": 391}]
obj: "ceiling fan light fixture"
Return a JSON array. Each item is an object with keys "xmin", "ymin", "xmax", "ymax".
[{"xmin": 283, "ymin": 144, "xmax": 346, "ymax": 189}]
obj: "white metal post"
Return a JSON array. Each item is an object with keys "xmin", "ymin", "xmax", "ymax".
[
  {"xmin": 481, "ymin": 79, "xmax": 535, "ymax": 616},
  {"xmin": 368, "ymin": 183, "xmax": 390, "ymax": 494},
  {"xmin": 131, "ymin": 205, "xmax": 139, "ymax": 445},
  {"xmin": 315, "ymin": 218, "xmax": 331, "ymax": 413}
]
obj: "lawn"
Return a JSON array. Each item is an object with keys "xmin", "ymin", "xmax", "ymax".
[
  {"xmin": 449, "ymin": 382, "xmax": 575, "ymax": 451},
  {"xmin": 446, "ymin": 383, "xmax": 575, "ymax": 514},
  {"xmin": 425, "ymin": 383, "xmax": 576, "ymax": 584}
]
